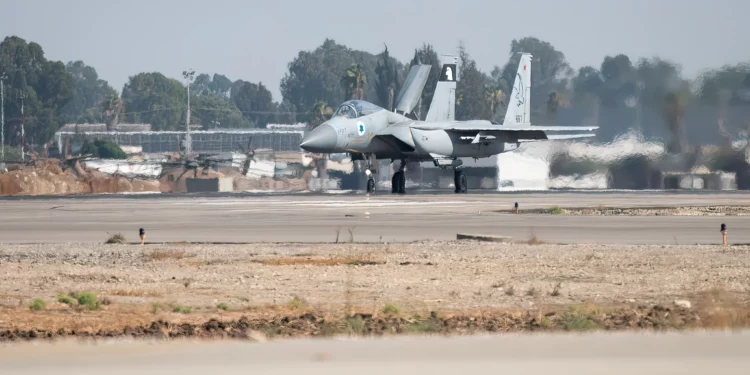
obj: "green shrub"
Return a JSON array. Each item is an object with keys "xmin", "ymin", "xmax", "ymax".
[
  {"xmin": 105, "ymin": 233, "xmax": 127, "ymax": 244},
  {"xmin": 76, "ymin": 292, "xmax": 101, "ymax": 310},
  {"xmin": 29, "ymin": 298, "xmax": 46, "ymax": 311},
  {"xmin": 57, "ymin": 295, "xmax": 75, "ymax": 305},
  {"xmin": 81, "ymin": 139, "xmax": 127, "ymax": 159}
]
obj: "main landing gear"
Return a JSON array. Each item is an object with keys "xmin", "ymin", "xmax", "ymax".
[
  {"xmin": 454, "ymin": 169, "xmax": 467, "ymax": 194},
  {"xmin": 391, "ymin": 159, "xmax": 406, "ymax": 195}
]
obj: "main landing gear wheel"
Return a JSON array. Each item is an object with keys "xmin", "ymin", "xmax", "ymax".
[
  {"xmin": 366, "ymin": 177, "xmax": 375, "ymax": 194},
  {"xmin": 391, "ymin": 171, "xmax": 406, "ymax": 195},
  {"xmin": 454, "ymin": 170, "xmax": 467, "ymax": 194}
]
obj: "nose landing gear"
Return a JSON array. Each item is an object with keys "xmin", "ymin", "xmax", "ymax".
[{"xmin": 366, "ymin": 169, "xmax": 375, "ymax": 194}]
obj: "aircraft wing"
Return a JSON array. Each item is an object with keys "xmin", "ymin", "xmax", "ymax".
[
  {"xmin": 411, "ymin": 123, "xmax": 597, "ymax": 143},
  {"xmin": 393, "ymin": 64, "xmax": 431, "ymax": 114},
  {"xmin": 411, "ymin": 123, "xmax": 598, "ymax": 132},
  {"xmin": 518, "ymin": 133, "xmax": 596, "ymax": 142}
]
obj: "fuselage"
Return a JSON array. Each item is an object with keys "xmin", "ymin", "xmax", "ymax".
[{"xmin": 300, "ymin": 100, "xmax": 519, "ymax": 161}]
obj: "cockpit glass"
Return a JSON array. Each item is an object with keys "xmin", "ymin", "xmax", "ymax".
[
  {"xmin": 333, "ymin": 104, "xmax": 356, "ymax": 119},
  {"xmin": 333, "ymin": 100, "xmax": 383, "ymax": 119}
]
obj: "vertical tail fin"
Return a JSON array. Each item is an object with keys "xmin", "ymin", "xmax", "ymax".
[
  {"xmin": 503, "ymin": 53, "xmax": 532, "ymax": 126},
  {"xmin": 425, "ymin": 55, "xmax": 457, "ymax": 122},
  {"xmin": 393, "ymin": 64, "xmax": 431, "ymax": 116}
]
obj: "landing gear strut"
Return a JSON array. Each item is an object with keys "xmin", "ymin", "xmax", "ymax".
[
  {"xmin": 391, "ymin": 159, "xmax": 406, "ymax": 195},
  {"xmin": 454, "ymin": 169, "xmax": 467, "ymax": 194},
  {"xmin": 365, "ymin": 154, "xmax": 376, "ymax": 195}
]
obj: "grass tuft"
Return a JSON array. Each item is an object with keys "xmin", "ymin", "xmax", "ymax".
[
  {"xmin": 29, "ymin": 298, "xmax": 46, "ymax": 311},
  {"xmin": 559, "ymin": 311, "xmax": 600, "ymax": 331},
  {"xmin": 57, "ymin": 294, "xmax": 75, "ymax": 305},
  {"xmin": 548, "ymin": 206, "xmax": 565, "ymax": 215},
  {"xmin": 345, "ymin": 315, "xmax": 366, "ymax": 335},
  {"xmin": 217, "ymin": 303, "xmax": 230, "ymax": 311},
  {"xmin": 382, "ymin": 303, "xmax": 400, "ymax": 315},
  {"xmin": 145, "ymin": 249, "xmax": 188, "ymax": 261},
  {"xmin": 172, "ymin": 305, "xmax": 192, "ymax": 314},
  {"xmin": 287, "ymin": 295, "xmax": 308, "ymax": 310},
  {"xmin": 105, "ymin": 233, "xmax": 127, "ymax": 244},
  {"xmin": 551, "ymin": 282, "xmax": 562, "ymax": 297}
]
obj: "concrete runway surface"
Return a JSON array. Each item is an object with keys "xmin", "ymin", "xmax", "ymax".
[
  {"xmin": 2, "ymin": 331, "xmax": 750, "ymax": 374},
  {"xmin": 1, "ymin": 192, "xmax": 750, "ymax": 244}
]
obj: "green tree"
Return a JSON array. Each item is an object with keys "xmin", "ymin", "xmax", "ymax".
[
  {"xmin": 0, "ymin": 36, "xmax": 73, "ymax": 146},
  {"xmin": 192, "ymin": 94, "xmax": 252, "ymax": 129},
  {"xmin": 697, "ymin": 63, "xmax": 750, "ymax": 105},
  {"xmin": 231, "ymin": 80, "xmax": 275, "ymax": 127},
  {"xmin": 409, "ymin": 44, "xmax": 441, "ymax": 118},
  {"xmin": 375, "ymin": 45, "xmax": 402, "ymax": 110},
  {"xmin": 191, "ymin": 73, "xmax": 233, "ymax": 98},
  {"xmin": 280, "ymin": 39, "xmax": 380, "ymax": 110},
  {"xmin": 275, "ymin": 100, "xmax": 298, "ymax": 124},
  {"xmin": 496, "ymin": 37, "xmax": 572, "ymax": 118},
  {"xmin": 455, "ymin": 44, "xmax": 492, "ymax": 121},
  {"xmin": 63, "ymin": 61, "xmax": 116, "ymax": 124},
  {"xmin": 121, "ymin": 72, "xmax": 186, "ymax": 131}
]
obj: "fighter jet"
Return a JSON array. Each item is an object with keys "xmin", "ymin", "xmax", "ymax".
[{"xmin": 300, "ymin": 53, "xmax": 597, "ymax": 194}]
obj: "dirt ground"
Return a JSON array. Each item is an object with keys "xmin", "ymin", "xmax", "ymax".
[
  {"xmin": 514, "ymin": 206, "xmax": 750, "ymax": 216},
  {"xmin": 1, "ymin": 241, "xmax": 749, "ymax": 340}
]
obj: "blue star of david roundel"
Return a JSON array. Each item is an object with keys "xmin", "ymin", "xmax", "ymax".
[{"xmin": 357, "ymin": 122, "xmax": 366, "ymax": 136}]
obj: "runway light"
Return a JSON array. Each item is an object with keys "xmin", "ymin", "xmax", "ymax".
[
  {"xmin": 720, "ymin": 224, "xmax": 727, "ymax": 246},
  {"xmin": 514, "ymin": 202, "xmax": 519, "ymax": 214},
  {"xmin": 139, "ymin": 228, "xmax": 146, "ymax": 246}
]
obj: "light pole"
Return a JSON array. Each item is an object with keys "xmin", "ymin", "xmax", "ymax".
[
  {"xmin": 182, "ymin": 69, "xmax": 195, "ymax": 155},
  {"xmin": 0, "ymin": 73, "xmax": 6, "ymax": 162},
  {"xmin": 18, "ymin": 90, "xmax": 25, "ymax": 163}
]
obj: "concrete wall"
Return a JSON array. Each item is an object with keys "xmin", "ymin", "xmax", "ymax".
[{"xmin": 186, "ymin": 178, "xmax": 234, "ymax": 193}]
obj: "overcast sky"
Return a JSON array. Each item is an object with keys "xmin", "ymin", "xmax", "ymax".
[{"xmin": 2, "ymin": 0, "xmax": 749, "ymax": 101}]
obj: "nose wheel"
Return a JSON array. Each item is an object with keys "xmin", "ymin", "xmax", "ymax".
[
  {"xmin": 366, "ymin": 177, "xmax": 375, "ymax": 194},
  {"xmin": 454, "ymin": 169, "xmax": 467, "ymax": 194},
  {"xmin": 365, "ymin": 165, "xmax": 375, "ymax": 195}
]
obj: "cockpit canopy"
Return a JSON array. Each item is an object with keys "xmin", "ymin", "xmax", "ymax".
[{"xmin": 332, "ymin": 100, "xmax": 383, "ymax": 119}]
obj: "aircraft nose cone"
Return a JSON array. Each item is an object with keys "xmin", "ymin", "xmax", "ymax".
[{"xmin": 300, "ymin": 124, "xmax": 337, "ymax": 152}]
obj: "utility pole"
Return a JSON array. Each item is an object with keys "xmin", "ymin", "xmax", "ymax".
[
  {"xmin": 0, "ymin": 73, "xmax": 6, "ymax": 162},
  {"xmin": 18, "ymin": 90, "xmax": 25, "ymax": 163},
  {"xmin": 182, "ymin": 69, "xmax": 195, "ymax": 156}
]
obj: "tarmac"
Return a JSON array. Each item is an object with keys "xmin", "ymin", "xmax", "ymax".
[
  {"xmin": 1, "ymin": 191, "xmax": 749, "ymax": 244},
  {"xmin": 3, "ymin": 331, "xmax": 750, "ymax": 374}
]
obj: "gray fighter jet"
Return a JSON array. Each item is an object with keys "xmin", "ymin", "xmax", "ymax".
[{"xmin": 300, "ymin": 53, "xmax": 597, "ymax": 194}]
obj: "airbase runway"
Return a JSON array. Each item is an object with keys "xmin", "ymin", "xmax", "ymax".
[
  {"xmin": 3, "ymin": 331, "xmax": 750, "ymax": 374},
  {"xmin": 1, "ymin": 191, "xmax": 749, "ymax": 244}
]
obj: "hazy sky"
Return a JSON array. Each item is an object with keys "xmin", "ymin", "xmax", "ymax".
[{"xmin": 3, "ymin": 0, "xmax": 749, "ymax": 101}]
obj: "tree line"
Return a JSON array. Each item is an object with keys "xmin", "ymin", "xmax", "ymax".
[{"xmin": 1, "ymin": 35, "xmax": 749, "ymax": 150}]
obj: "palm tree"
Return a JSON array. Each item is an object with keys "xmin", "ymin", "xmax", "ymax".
[
  {"xmin": 307, "ymin": 101, "xmax": 334, "ymax": 180},
  {"xmin": 309, "ymin": 101, "xmax": 333, "ymax": 129},
  {"xmin": 101, "ymin": 91, "xmax": 124, "ymax": 130},
  {"xmin": 485, "ymin": 86, "xmax": 506, "ymax": 120},
  {"xmin": 341, "ymin": 64, "xmax": 367, "ymax": 100}
]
